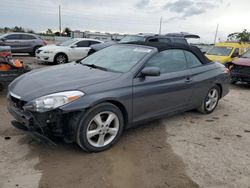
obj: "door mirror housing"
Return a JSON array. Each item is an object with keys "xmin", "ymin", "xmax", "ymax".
[
  {"xmin": 70, "ymin": 44, "xmax": 77, "ymax": 48},
  {"xmin": 141, "ymin": 67, "xmax": 160, "ymax": 77}
]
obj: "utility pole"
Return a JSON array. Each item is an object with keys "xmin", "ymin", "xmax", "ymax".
[
  {"xmin": 214, "ymin": 24, "xmax": 219, "ymax": 44},
  {"xmin": 59, "ymin": 5, "xmax": 62, "ymax": 36},
  {"xmin": 159, "ymin": 16, "xmax": 162, "ymax": 35}
]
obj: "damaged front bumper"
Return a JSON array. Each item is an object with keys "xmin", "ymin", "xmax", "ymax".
[{"xmin": 7, "ymin": 93, "xmax": 77, "ymax": 143}]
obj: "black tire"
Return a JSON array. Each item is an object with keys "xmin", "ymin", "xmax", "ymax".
[
  {"xmin": 73, "ymin": 103, "xmax": 124, "ymax": 152},
  {"xmin": 197, "ymin": 86, "xmax": 220, "ymax": 114},
  {"xmin": 54, "ymin": 53, "xmax": 68, "ymax": 64},
  {"xmin": 29, "ymin": 46, "xmax": 40, "ymax": 57}
]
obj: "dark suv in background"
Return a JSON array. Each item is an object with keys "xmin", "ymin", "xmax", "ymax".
[
  {"xmin": 87, "ymin": 33, "xmax": 199, "ymax": 55},
  {"xmin": 119, "ymin": 33, "xmax": 189, "ymax": 44},
  {"xmin": 0, "ymin": 33, "xmax": 47, "ymax": 56}
]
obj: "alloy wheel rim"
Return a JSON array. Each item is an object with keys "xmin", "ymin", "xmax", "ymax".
[
  {"xmin": 205, "ymin": 88, "xmax": 219, "ymax": 111},
  {"xmin": 86, "ymin": 111, "xmax": 119, "ymax": 148},
  {"xmin": 57, "ymin": 55, "xmax": 66, "ymax": 64}
]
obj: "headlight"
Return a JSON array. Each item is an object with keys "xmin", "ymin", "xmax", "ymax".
[
  {"xmin": 23, "ymin": 91, "xmax": 84, "ymax": 112},
  {"xmin": 43, "ymin": 50, "xmax": 55, "ymax": 53}
]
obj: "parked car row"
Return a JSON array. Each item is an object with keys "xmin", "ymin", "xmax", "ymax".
[
  {"xmin": 87, "ymin": 32, "xmax": 199, "ymax": 55},
  {"xmin": 3, "ymin": 31, "xmax": 250, "ymax": 152},
  {"xmin": 205, "ymin": 42, "xmax": 250, "ymax": 85}
]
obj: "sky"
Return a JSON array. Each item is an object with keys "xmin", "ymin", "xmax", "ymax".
[{"xmin": 1, "ymin": 0, "xmax": 250, "ymax": 43}]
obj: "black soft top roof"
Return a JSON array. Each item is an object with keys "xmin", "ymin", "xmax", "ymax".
[{"xmin": 125, "ymin": 41, "xmax": 211, "ymax": 64}]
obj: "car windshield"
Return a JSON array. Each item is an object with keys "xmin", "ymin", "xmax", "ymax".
[
  {"xmin": 207, "ymin": 46, "xmax": 233, "ymax": 56},
  {"xmin": 119, "ymin": 35, "xmax": 145, "ymax": 43},
  {"xmin": 241, "ymin": 50, "xmax": 250, "ymax": 58},
  {"xmin": 80, "ymin": 45, "xmax": 152, "ymax": 73},
  {"xmin": 58, "ymin": 39, "xmax": 78, "ymax": 46}
]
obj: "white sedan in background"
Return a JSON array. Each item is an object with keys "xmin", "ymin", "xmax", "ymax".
[{"xmin": 36, "ymin": 38, "xmax": 103, "ymax": 64}]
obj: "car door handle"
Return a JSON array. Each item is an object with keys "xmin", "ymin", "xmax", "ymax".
[{"xmin": 185, "ymin": 77, "xmax": 192, "ymax": 83}]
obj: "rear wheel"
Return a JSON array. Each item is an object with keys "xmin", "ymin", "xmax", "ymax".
[
  {"xmin": 197, "ymin": 86, "xmax": 220, "ymax": 114},
  {"xmin": 74, "ymin": 103, "xmax": 124, "ymax": 152},
  {"xmin": 54, "ymin": 53, "xmax": 68, "ymax": 64}
]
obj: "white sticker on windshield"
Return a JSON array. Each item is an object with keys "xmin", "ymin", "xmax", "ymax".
[{"xmin": 133, "ymin": 48, "xmax": 152, "ymax": 53}]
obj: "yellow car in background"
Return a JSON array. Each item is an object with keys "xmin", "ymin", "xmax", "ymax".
[{"xmin": 206, "ymin": 42, "xmax": 250, "ymax": 64}]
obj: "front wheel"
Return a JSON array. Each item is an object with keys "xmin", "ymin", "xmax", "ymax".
[
  {"xmin": 54, "ymin": 53, "xmax": 68, "ymax": 64},
  {"xmin": 74, "ymin": 103, "xmax": 124, "ymax": 152},
  {"xmin": 197, "ymin": 86, "xmax": 220, "ymax": 114}
]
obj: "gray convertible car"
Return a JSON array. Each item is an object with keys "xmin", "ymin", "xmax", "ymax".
[{"xmin": 7, "ymin": 42, "xmax": 230, "ymax": 152}]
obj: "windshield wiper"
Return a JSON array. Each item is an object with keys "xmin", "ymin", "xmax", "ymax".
[
  {"xmin": 82, "ymin": 63, "xmax": 122, "ymax": 73},
  {"xmin": 83, "ymin": 64, "xmax": 108, "ymax": 71}
]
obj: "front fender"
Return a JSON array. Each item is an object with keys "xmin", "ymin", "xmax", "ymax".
[{"xmin": 60, "ymin": 86, "xmax": 133, "ymax": 123}]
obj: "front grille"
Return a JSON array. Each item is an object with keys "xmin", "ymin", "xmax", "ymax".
[{"xmin": 9, "ymin": 95, "xmax": 27, "ymax": 110}]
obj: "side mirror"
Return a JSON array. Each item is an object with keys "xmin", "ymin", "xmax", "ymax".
[
  {"xmin": 141, "ymin": 67, "xmax": 160, "ymax": 77},
  {"xmin": 70, "ymin": 44, "xmax": 77, "ymax": 48}
]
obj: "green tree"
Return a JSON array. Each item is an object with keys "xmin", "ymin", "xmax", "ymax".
[
  {"xmin": 12, "ymin": 26, "xmax": 24, "ymax": 32},
  {"xmin": 63, "ymin": 27, "xmax": 71, "ymax": 37},
  {"xmin": 3, "ymin": 27, "xmax": 10, "ymax": 33},
  {"xmin": 54, "ymin": 31, "xmax": 60, "ymax": 36},
  {"xmin": 228, "ymin": 29, "xmax": 250, "ymax": 42},
  {"xmin": 237, "ymin": 29, "xmax": 250, "ymax": 42}
]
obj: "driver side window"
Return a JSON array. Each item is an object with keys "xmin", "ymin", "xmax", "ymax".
[
  {"xmin": 5, "ymin": 34, "xmax": 21, "ymax": 40},
  {"xmin": 76, "ymin": 41, "xmax": 89, "ymax": 47},
  {"xmin": 145, "ymin": 49, "xmax": 187, "ymax": 74}
]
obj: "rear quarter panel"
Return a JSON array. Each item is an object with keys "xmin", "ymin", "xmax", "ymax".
[{"xmin": 190, "ymin": 62, "xmax": 230, "ymax": 107}]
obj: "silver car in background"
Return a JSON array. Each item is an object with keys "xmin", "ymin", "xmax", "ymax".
[{"xmin": 0, "ymin": 32, "xmax": 47, "ymax": 56}]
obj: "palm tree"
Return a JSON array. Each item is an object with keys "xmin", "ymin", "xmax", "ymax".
[{"xmin": 46, "ymin": 28, "xmax": 53, "ymax": 35}]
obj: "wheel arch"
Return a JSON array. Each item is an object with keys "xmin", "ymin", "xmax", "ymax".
[
  {"xmin": 106, "ymin": 100, "xmax": 128, "ymax": 127},
  {"xmin": 215, "ymin": 83, "xmax": 222, "ymax": 99},
  {"xmin": 83, "ymin": 99, "xmax": 129, "ymax": 128},
  {"xmin": 54, "ymin": 52, "xmax": 69, "ymax": 63}
]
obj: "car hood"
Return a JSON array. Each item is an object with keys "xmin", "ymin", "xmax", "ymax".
[
  {"xmin": 205, "ymin": 54, "xmax": 231, "ymax": 64},
  {"xmin": 9, "ymin": 63, "xmax": 121, "ymax": 101},
  {"xmin": 232, "ymin": 57, "xmax": 250, "ymax": 67}
]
